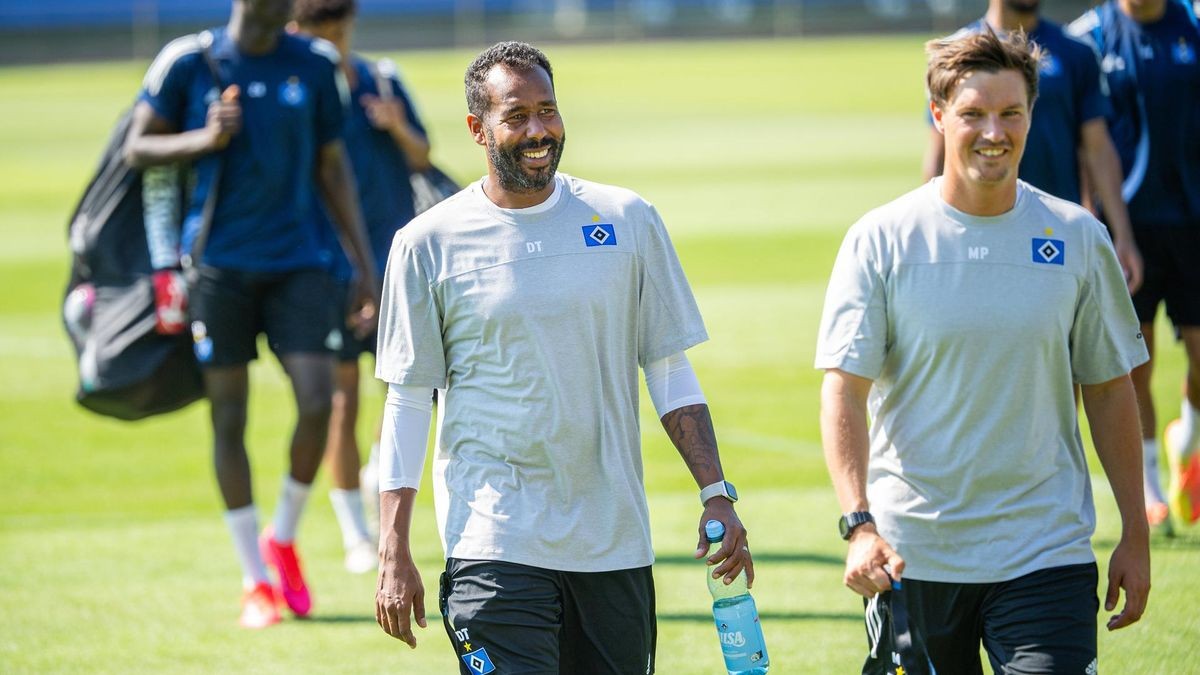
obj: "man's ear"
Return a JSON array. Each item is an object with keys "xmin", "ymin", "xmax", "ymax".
[
  {"xmin": 930, "ymin": 99, "xmax": 946, "ymax": 134},
  {"xmin": 466, "ymin": 114, "xmax": 487, "ymax": 147}
]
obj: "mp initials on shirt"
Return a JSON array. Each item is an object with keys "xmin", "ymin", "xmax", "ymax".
[{"xmin": 968, "ymin": 246, "xmax": 989, "ymax": 260}]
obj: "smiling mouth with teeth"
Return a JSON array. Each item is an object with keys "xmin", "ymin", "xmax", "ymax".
[
  {"xmin": 522, "ymin": 147, "xmax": 550, "ymax": 160},
  {"xmin": 976, "ymin": 147, "xmax": 1007, "ymax": 157}
]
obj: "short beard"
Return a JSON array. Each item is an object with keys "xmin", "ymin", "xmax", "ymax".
[
  {"xmin": 1002, "ymin": 0, "xmax": 1040, "ymax": 14},
  {"xmin": 485, "ymin": 127, "xmax": 565, "ymax": 193}
]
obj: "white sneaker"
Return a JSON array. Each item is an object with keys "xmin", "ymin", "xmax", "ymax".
[{"xmin": 344, "ymin": 539, "xmax": 377, "ymax": 574}]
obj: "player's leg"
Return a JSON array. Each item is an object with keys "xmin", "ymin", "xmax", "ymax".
[
  {"xmin": 259, "ymin": 269, "xmax": 339, "ymax": 617},
  {"xmin": 559, "ymin": 566, "xmax": 656, "ymax": 674},
  {"xmin": 440, "ymin": 558, "xmax": 562, "ymax": 674},
  {"xmin": 324, "ymin": 350, "xmax": 376, "ymax": 573},
  {"xmin": 861, "ymin": 578, "xmax": 985, "ymax": 675},
  {"xmin": 979, "ymin": 563, "xmax": 1098, "ymax": 674},
  {"xmin": 1163, "ymin": 225, "xmax": 1200, "ymax": 524},
  {"xmin": 190, "ymin": 265, "xmax": 279, "ymax": 627},
  {"xmin": 1129, "ymin": 227, "xmax": 1170, "ymax": 528}
]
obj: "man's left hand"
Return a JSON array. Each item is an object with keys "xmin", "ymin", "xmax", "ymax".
[
  {"xmin": 1104, "ymin": 535, "xmax": 1150, "ymax": 630},
  {"xmin": 1114, "ymin": 238, "xmax": 1144, "ymax": 294},
  {"xmin": 346, "ymin": 277, "xmax": 379, "ymax": 339},
  {"xmin": 361, "ymin": 94, "xmax": 407, "ymax": 134},
  {"xmin": 694, "ymin": 499, "xmax": 754, "ymax": 588}
]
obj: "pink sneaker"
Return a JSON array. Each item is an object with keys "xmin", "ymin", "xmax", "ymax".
[
  {"xmin": 260, "ymin": 527, "xmax": 312, "ymax": 617},
  {"xmin": 239, "ymin": 581, "xmax": 281, "ymax": 629}
]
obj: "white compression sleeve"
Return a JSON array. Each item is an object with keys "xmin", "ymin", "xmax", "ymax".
[
  {"xmin": 378, "ymin": 383, "xmax": 434, "ymax": 492},
  {"xmin": 644, "ymin": 352, "xmax": 707, "ymax": 418}
]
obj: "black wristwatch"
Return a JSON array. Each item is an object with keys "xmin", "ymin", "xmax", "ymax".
[{"xmin": 838, "ymin": 511, "xmax": 874, "ymax": 541}]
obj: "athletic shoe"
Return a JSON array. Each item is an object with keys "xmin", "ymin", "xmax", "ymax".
[
  {"xmin": 1146, "ymin": 501, "xmax": 1174, "ymax": 537},
  {"xmin": 260, "ymin": 527, "xmax": 312, "ymax": 617},
  {"xmin": 344, "ymin": 539, "xmax": 377, "ymax": 575},
  {"xmin": 239, "ymin": 581, "xmax": 281, "ymax": 629},
  {"xmin": 1165, "ymin": 419, "xmax": 1200, "ymax": 525}
]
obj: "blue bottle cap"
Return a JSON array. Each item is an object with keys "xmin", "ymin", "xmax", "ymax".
[{"xmin": 704, "ymin": 519, "xmax": 725, "ymax": 543}]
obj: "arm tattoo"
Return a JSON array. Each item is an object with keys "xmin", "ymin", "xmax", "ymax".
[{"xmin": 661, "ymin": 403, "xmax": 721, "ymax": 481}]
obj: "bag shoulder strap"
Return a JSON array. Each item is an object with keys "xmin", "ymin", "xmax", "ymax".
[{"xmin": 182, "ymin": 30, "xmax": 225, "ymax": 271}]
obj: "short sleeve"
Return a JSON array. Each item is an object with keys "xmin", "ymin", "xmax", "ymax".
[
  {"xmin": 314, "ymin": 60, "xmax": 347, "ymax": 146},
  {"xmin": 138, "ymin": 42, "xmax": 198, "ymax": 127},
  {"xmin": 390, "ymin": 76, "xmax": 428, "ymax": 138},
  {"xmin": 1069, "ymin": 225, "xmax": 1149, "ymax": 384},
  {"xmin": 636, "ymin": 205, "xmax": 708, "ymax": 366},
  {"xmin": 1075, "ymin": 43, "xmax": 1112, "ymax": 124},
  {"xmin": 814, "ymin": 219, "xmax": 889, "ymax": 379},
  {"xmin": 375, "ymin": 233, "xmax": 447, "ymax": 388}
]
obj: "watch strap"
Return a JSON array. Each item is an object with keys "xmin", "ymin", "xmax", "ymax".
[{"xmin": 699, "ymin": 480, "xmax": 736, "ymax": 505}]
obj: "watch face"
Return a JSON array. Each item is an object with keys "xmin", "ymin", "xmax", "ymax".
[
  {"xmin": 724, "ymin": 481, "xmax": 738, "ymax": 501},
  {"xmin": 838, "ymin": 516, "xmax": 850, "ymax": 539}
]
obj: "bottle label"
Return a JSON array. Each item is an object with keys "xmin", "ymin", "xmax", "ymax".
[{"xmin": 713, "ymin": 598, "xmax": 769, "ymax": 669}]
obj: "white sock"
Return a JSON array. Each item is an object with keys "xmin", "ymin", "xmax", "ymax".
[
  {"xmin": 329, "ymin": 488, "xmax": 371, "ymax": 549},
  {"xmin": 1143, "ymin": 439, "xmax": 1167, "ymax": 505},
  {"xmin": 1179, "ymin": 400, "xmax": 1200, "ymax": 458},
  {"xmin": 224, "ymin": 504, "xmax": 270, "ymax": 588},
  {"xmin": 271, "ymin": 476, "xmax": 312, "ymax": 544}
]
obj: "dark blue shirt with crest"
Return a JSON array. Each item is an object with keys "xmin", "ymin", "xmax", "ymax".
[
  {"xmin": 315, "ymin": 55, "xmax": 426, "ymax": 282},
  {"xmin": 139, "ymin": 27, "xmax": 346, "ymax": 271},
  {"xmin": 1071, "ymin": 1, "xmax": 1200, "ymax": 227}
]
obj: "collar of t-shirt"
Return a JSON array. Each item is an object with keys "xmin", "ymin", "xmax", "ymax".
[
  {"xmin": 482, "ymin": 173, "xmax": 564, "ymax": 217},
  {"xmin": 931, "ymin": 177, "xmax": 1032, "ymax": 227}
]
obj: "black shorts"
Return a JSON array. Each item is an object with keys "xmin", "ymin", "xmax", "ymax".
[
  {"xmin": 331, "ymin": 279, "xmax": 377, "ymax": 363},
  {"xmin": 1131, "ymin": 226, "xmax": 1200, "ymax": 328},
  {"xmin": 188, "ymin": 265, "xmax": 340, "ymax": 368},
  {"xmin": 439, "ymin": 558, "xmax": 657, "ymax": 675},
  {"xmin": 862, "ymin": 563, "xmax": 1099, "ymax": 675}
]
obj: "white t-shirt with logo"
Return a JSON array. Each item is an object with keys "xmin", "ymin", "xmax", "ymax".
[
  {"xmin": 815, "ymin": 179, "xmax": 1148, "ymax": 583},
  {"xmin": 376, "ymin": 173, "xmax": 708, "ymax": 572}
]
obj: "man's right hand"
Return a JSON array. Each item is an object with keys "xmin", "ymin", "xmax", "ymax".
[
  {"xmin": 205, "ymin": 85, "xmax": 242, "ymax": 151},
  {"xmin": 376, "ymin": 543, "xmax": 427, "ymax": 648},
  {"xmin": 843, "ymin": 524, "xmax": 905, "ymax": 598}
]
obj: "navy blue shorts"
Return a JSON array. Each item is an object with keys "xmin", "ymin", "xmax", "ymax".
[
  {"xmin": 1131, "ymin": 225, "xmax": 1200, "ymax": 328},
  {"xmin": 439, "ymin": 558, "xmax": 656, "ymax": 675},
  {"xmin": 188, "ymin": 265, "xmax": 339, "ymax": 368},
  {"xmin": 862, "ymin": 563, "xmax": 1099, "ymax": 675}
]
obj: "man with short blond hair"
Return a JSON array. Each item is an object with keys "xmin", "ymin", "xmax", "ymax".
[{"xmin": 818, "ymin": 29, "xmax": 1150, "ymax": 673}]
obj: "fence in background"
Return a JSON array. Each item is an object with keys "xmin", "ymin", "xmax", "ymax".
[{"xmin": 0, "ymin": 0, "xmax": 1102, "ymax": 64}]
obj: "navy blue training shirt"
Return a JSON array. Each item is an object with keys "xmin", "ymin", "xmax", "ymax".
[
  {"xmin": 943, "ymin": 19, "xmax": 1110, "ymax": 204},
  {"xmin": 1071, "ymin": 1, "xmax": 1200, "ymax": 227},
  {"xmin": 315, "ymin": 56, "xmax": 425, "ymax": 282},
  {"xmin": 139, "ymin": 28, "xmax": 346, "ymax": 271}
]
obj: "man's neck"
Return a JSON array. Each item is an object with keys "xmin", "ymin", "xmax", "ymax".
[
  {"xmin": 986, "ymin": 6, "xmax": 1040, "ymax": 33},
  {"xmin": 227, "ymin": 9, "xmax": 282, "ymax": 55},
  {"xmin": 482, "ymin": 174, "xmax": 556, "ymax": 210},
  {"xmin": 1119, "ymin": 0, "xmax": 1168, "ymax": 24},
  {"xmin": 940, "ymin": 176, "xmax": 1019, "ymax": 218}
]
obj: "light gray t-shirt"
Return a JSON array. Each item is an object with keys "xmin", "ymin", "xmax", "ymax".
[
  {"xmin": 815, "ymin": 179, "xmax": 1148, "ymax": 583},
  {"xmin": 376, "ymin": 173, "xmax": 708, "ymax": 572}
]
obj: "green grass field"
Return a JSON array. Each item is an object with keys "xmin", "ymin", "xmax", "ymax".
[{"xmin": 1, "ymin": 35, "xmax": 1198, "ymax": 673}]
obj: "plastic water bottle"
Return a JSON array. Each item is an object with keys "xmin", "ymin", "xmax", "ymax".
[{"xmin": 705, "ymin": 519, "xmax": 769, "ymax": 674}]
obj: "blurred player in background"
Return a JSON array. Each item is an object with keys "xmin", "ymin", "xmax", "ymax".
[
  {"xmin": 923, "ymin": 0, "xmax": 1143, "ymax": 294},
  {"xmin": 123, "ymin": 0, "xmax": 377, "ymax": 628},
  {"xmin": 291, "ymin": 0, "xmax": 431, "ymax": 575},
  {"xmin": 820, "ymin": 30, "xmax": 1149, "ymax": 672},
  {"xmin": 1071, "ymin": 0, "xmax": 1200, "ymax": 532},
  {"xmin": 371, "ymin": 42, "xmax": 753, "ymax": 672}
]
